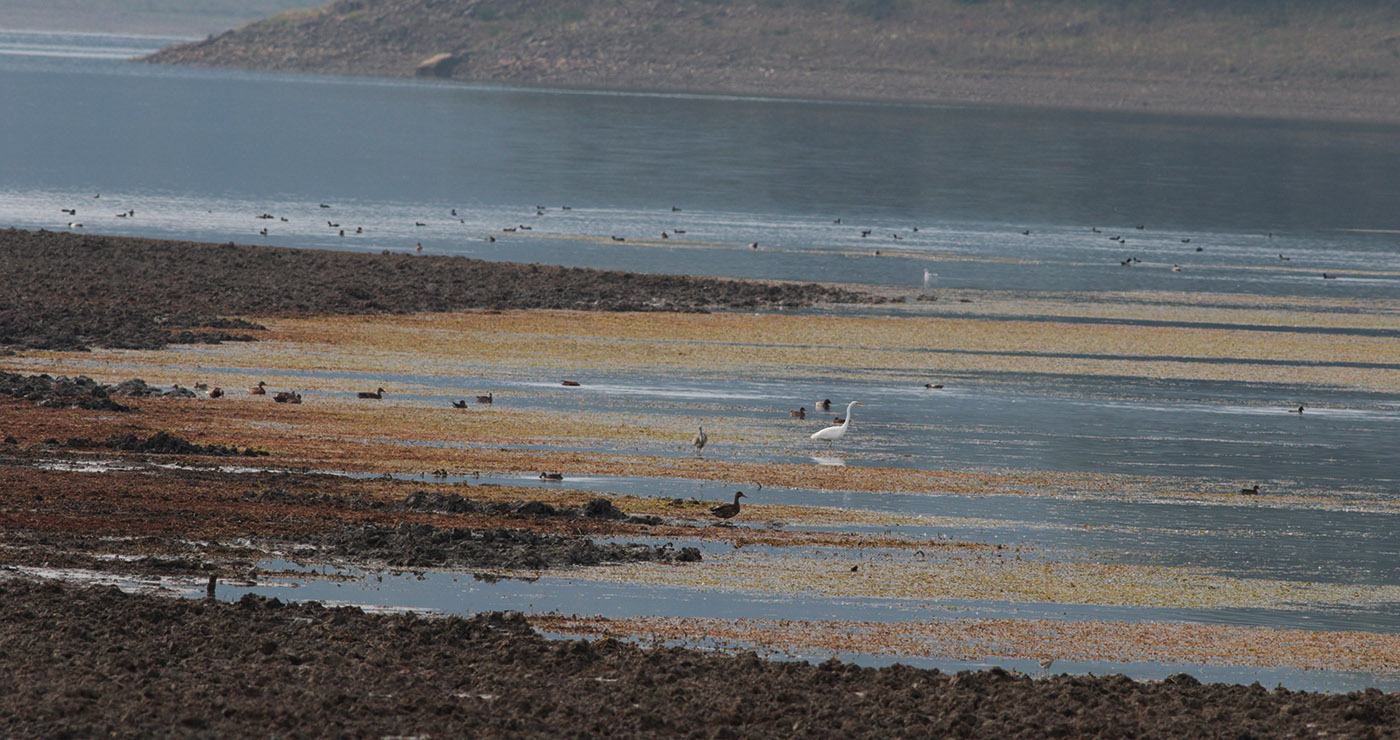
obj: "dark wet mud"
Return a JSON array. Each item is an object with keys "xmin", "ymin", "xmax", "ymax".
[
  {"xmin": 303, "ymin": 521, "xmax": 700, "ymax": 570},
  {"xmin": 0, "ymin": 373, "xmax": 200, "ymax": 411},
  {"xmin": 2, "ymin": 579, "xmax": 1397, "ymax": 739},
  {"xmin": 0, "ymin": 228, "xmax": 879, "ymax": 351}
]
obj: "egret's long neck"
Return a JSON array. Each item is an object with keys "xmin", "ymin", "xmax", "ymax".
[{"xmin": 843, "ymin": 402, "xmax": 857, "ymax": 426}]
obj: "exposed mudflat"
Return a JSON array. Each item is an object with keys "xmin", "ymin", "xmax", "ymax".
[
  {"xmin": 0, "ymin": 228, "xmax": 877, "ymax": 351},
  {"xmin": 2, "ymin": 579, "xmax": 1398, "ymax": 739},
  {"xmin": 3, "ymin": 226, "xmax": 1399, "ymax": 735}
]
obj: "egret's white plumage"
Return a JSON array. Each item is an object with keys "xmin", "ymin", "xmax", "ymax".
[{"xmin": 810, "ymin": 401, "xmax": 864, "ymax": 448}]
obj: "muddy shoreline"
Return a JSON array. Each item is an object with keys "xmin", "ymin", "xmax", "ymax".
[
  {"xmin": 2, "ymin": 578, "xmax": 1397, "ymax": 739},
  {"xmin": 0, "ymin": 228, "xmax": 878, "ymax": 351}
]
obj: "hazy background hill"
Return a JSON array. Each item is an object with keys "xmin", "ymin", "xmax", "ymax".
[
  {"xmin": 0, "ymin": 0, "xmax": 294, "ymax": 35},
  {"xmin": 13, "ymin": 0, "xmax": 1400, "ymax": 119},
  {"xmin": 137, "ymin": 0, "xmax": 1400, "ymax": 118}
]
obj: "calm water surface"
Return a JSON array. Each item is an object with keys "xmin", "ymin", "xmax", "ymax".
[{"xmin": 4, "ymin": 30, "xmax": 1400, "ymax": 686}]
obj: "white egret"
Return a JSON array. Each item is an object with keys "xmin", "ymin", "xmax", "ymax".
[{"xmin": 810, "ymin": 401, "xmax": 865, "ymax": 449}]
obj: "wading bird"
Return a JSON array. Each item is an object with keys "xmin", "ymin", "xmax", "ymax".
[
  {"xmin": 811, "ymin": 401, "xmax": 865, "ymax": 449},
  {"xmin": 692, "ymin": 425, "xmax": 708, "ymax": 455}
]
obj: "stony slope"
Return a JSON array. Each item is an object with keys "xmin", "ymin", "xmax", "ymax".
[{"xmin": 142, "ymin": 0, "xmax": 1400, "ymax": 120}]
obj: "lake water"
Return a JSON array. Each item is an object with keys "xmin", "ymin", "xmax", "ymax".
[
  {"xmin": 5, "ymin": 30, "xmax": 1400, "ymax": 298},
  {"xmin": 4, "ymin": 29, "xmax": 1400, "ymax": 687}
]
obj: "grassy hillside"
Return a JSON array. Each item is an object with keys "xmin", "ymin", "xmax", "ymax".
[{"xmin": 143, "ymin": 0, "xmax": 1400, "ymax": 119}]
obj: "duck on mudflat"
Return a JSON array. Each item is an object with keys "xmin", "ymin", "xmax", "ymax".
[{"xmin": 709, "ymin": 491, "xmax": 746, "ymax": 520}]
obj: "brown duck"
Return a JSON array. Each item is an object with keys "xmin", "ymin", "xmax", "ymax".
[{"xmin": 710, "ymin": 491, "xmax": 747, "ymax": 520}]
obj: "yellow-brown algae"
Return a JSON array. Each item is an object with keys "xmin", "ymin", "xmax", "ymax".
[
  {"xmin": 1, "ymin": 388, "xmax": 1395, "ymax": 516},
  {"xmin": 532, "ymin": 615, "xmax": 1400, "ymax": 674},
  {"xmin": 12, "ymin": 295, "xmax": 1400, "ymax": 392},
  {"xmin": 557, "ymin": 549, "xmax": 1400, "ymax": 611},
  {"xmin": 6, "ymin": 301, "xmax": 1400, "ymax": 513}
]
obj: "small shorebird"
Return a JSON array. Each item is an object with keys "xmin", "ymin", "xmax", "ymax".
[
  {"xmin": 1038, "ymin": 658, "xmax": 1054, "ymax": 677},
  {"xmin": 709, "ymin": 491, "xmax": 746, "ymax": 521},
  {"xmin": 357, "ymin": 387, "xmax": 385, "ymax": 399},
  {"xmin": 692, "ymin": 425, "xmax": 707, "ymax": 455},
  {"xmin": 248, "ymin": 381, "xmax": 267, "ymax": 395}
]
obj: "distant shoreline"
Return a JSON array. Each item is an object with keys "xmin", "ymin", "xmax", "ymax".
[
  {"xmin": 135, "ymin": 55, "xmax": 1400, "ymax": 127},
  {"xmin": 483, "ymin": 71, "xmax": 1400, "ymax": 127}
]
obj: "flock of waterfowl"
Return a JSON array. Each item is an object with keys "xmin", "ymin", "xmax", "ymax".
[{"xmin": 54, "ymin": 197, "xmax": 1357, "ymax": 286}]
